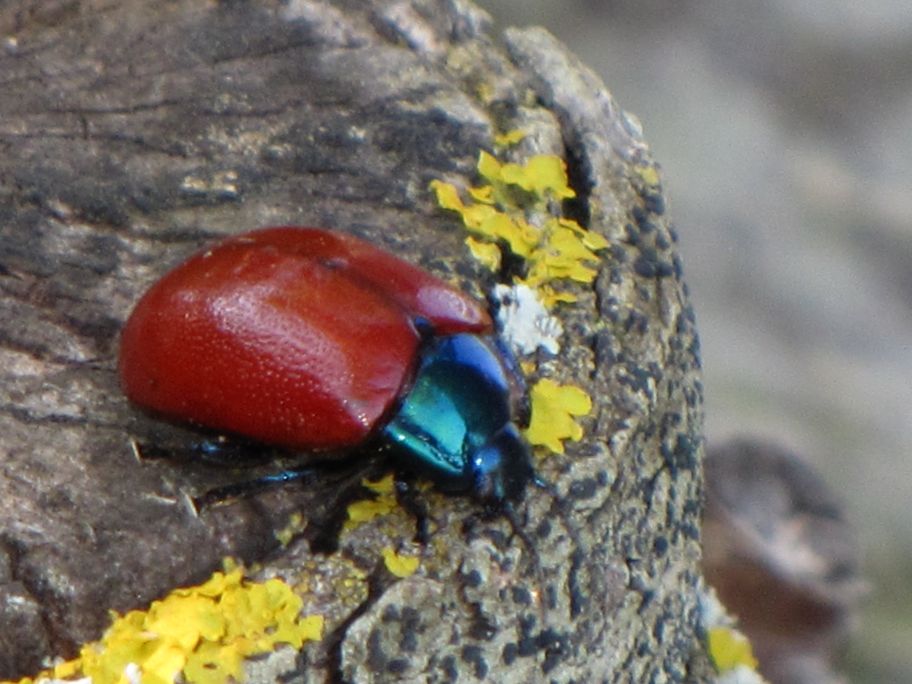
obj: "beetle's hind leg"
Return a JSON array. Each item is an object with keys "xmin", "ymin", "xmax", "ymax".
[
  {"xmin": 191, "ymin": 466, "xmax": 320, "ymax": 511},
  {"xmin": 129, "ymin": 432, "xmax": 281, "ymax": 467}
]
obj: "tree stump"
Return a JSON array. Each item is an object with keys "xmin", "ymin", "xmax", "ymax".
[{"xmin": 0, "ymin": 1, "xmax": 710, "ymax": 681}]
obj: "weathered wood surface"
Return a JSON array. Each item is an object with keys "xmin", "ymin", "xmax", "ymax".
[{"xmin": 0, "ymin": 1, "xmax": 709, "ymax": 681}]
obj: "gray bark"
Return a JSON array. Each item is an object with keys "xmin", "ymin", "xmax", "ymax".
[{"xmin": 0, "ymin": 1, "xmax": 710, "ymax": 681}]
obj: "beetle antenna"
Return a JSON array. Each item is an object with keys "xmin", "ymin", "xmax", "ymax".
[
  {"xmin": 499, "ymin": 499, "xmax": 554, "ymax": 628},
  {"xmin": 532, "ymin": 475, "xmax": 585, "ymax": 546},
  {"xmin": 502, "ymin": 501, "xmax": 542, "ymax": 574},
  {"xmin": 523, "ymin": 473, "xmax": 587, "ymax": 623}
]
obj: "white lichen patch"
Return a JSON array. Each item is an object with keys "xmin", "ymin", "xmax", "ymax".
[{"xmin": 492, "ymin": 283, "xmax": 562, "ymax": 355}]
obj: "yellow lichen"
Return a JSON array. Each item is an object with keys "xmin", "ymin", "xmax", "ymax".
[
  {"xmin": 524, "ymin": 379, "xmax": 592, "ymax": 454},
  {"xmin": 274, "ymin": 511, "xmax": 306, "ymax": 547},
  {"xmin": 465, "ymin": 236, "xmax": 502, "ymax": 271},
  {"xmin": 707, "ymin": 626, "xmax": 758, "ymax": 672},
  {"xmin": 4, "ymin": 566, "xmax": 323, "ymax": 684},
  {"xmin": 634, "ymin": 164, "xmax": 661, "ymax": 187},
  {"xmin": 381, "ymin": 548, "xmax": 420, "ymax": 578},
  {"xmin": 344, "ymin": 473, "xmax": 398, "ymax": 531},
  {"xmin": 430, "ymin": 150, "xmax": 606, "ymax": 305},
  {"xmin": 493, "ymin": 129, "xmax": 526, "ymax": 147}
]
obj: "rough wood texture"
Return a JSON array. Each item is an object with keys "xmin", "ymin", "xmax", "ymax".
[{"xmin": 0, "ymin": 1, "xmax": 710, "ymax": 681}]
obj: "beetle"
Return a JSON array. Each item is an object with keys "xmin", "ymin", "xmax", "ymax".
[{"xmin": 119, "ymin": 227, "xmax": 533, "ymax": 508}]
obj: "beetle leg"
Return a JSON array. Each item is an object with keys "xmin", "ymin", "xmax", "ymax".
[
  {"xmin": 192, "ymin": 467, "xmax": 319, "ymax": 511},
  {"xmin": 393, "ymin": 476, "xmax": 431, "ymax": 545},
  {"xmin": 129, "ymin": 434, "xmax": 280, "ymax": 466},
  {"xmin": 190, "ymin": 435, "xmax": 279, "ymax": 466}
]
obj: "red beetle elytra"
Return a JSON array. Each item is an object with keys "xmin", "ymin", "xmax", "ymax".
[{"xmin": 120, "ymin": 227, "xmax": 490, "ymax": 449}]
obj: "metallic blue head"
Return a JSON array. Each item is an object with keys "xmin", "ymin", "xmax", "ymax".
[
  {"xmin": 381, "ymin": 333, "xmax": 533, "ymax": 507},
  {"xmin": 470, "ymin": 423, "xmax": 533, "ymax": 506}
]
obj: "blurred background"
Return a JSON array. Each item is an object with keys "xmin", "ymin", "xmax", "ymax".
[{"xmin": 479, "ymin": 1, "xmax": 912, "ymax": 681}]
